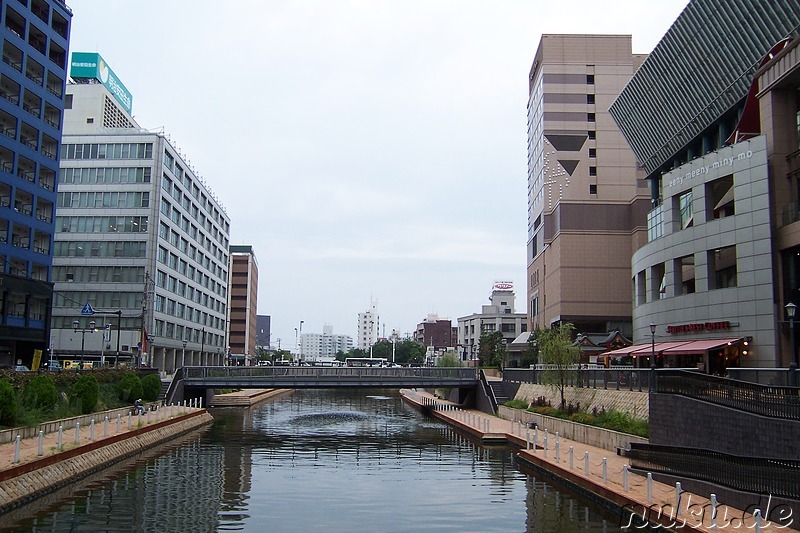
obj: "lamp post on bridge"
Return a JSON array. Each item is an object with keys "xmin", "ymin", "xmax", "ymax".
[{"xmin": 73, "ymin": 320, "xmax": 96, "ymax": 369}]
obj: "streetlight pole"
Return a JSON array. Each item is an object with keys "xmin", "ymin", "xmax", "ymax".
[
  {"xmin": 182, "ymin": 338, "xmax": 187, "ymax": 369},
  {"xmin": 299, "ymin": 320, "xmax": 304, "ymax": 364},
  {"xmin": 786, "ymin": 302, "xmax": 797, "ymax": 386},
  {"xmin": 200, "ymin": 327, "xmax": 205, "ymax": 367},
  {"xmin": 73, "ymin": 320, "xmax": 96, "ymax": 369},
  {"xmin": 650, "ymin": 323, "xmax": 657, "ymax": 369}
]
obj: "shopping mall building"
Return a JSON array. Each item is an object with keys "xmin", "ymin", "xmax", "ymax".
[{"xmin": 607, "ymin": 0, "xmax": 800, "ymax": 371}]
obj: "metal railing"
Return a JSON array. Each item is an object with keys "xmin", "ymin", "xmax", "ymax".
[
  {"xmin": 503, "ymin": 366, "xmax": 664, "ymax": 392},
  {"xmin": 656, "ymin": 370, "xmax": 800, "ymax": 420},
  {"xmin": 727, "ymin": 368, "xmax": 800, "ymax": 386},
  {"xmin": 183, "ymin": 365, "xmax": 478, "ymax": 383},
  {"xmin": 626, "ymin": 443, "xmax": 800, "ymax": 500}
]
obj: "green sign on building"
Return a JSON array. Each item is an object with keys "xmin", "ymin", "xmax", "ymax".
[{"xmin": 70, "ymin": 52, "xmax": 133, "ymax": 115}]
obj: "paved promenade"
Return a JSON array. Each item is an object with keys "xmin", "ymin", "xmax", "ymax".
[
  {"xmin": 0, "ymin": 402, "xmax": 204, "ymax": 478},
  {"xmin": 402, "ymin": 389, "xmax": 798, "ymax": 532}
]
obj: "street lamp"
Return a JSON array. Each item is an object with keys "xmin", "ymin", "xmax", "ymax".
[
  {"xmin": 650, "ymin": 323, "xmax": 657, "ymax": 369},
  {"xmin": 181, "ymin": 338, "xmax": 187, "ymax": 369},
  {"xmin": 73, "ymin": 320, "xmax": 96, "ymax": 369},
  {"xmin": 786, "ymin": 302, "xmax": 797, "ymax": 385},
  {"xmin": 299, "ymin": 320, "xmax": 304, "ymax": 364}
]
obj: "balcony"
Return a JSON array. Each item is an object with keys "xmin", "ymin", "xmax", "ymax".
[{"xmin": 2, "ymin": 41, "xmax": 23, "ymax": 72}]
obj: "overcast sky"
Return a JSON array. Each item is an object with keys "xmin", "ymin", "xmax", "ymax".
[{"xmin": 67, "ymin": 0, "xmax": 687, "ymax": 350}]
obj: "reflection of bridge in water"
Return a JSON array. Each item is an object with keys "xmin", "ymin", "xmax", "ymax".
[{"xmin": 169, "ymin": 367, "xmax": 480, "ymax": 403}]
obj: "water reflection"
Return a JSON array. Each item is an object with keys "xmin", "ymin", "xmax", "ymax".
[{"xmin": 3, "ymin": 389, "xmax": 615, "ymax": 532}]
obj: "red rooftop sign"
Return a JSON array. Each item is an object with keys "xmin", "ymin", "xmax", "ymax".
[{"xmin": 666, "ymin": 321, "xmax": 730, "ymax": 334}]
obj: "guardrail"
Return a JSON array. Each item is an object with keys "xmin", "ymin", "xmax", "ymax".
[
  {"xmin": 502, "ymin": 367, "xmax": 676, "ymax": 392},
  {"xmin": 727, "ymin": 367, "xmax": 800, "ymax": 386},
  {"xmin": 625, "ymin": 442, "xmax": 800, "ymax": 500},
  {"xmin": 655, "ymin": 370, "xmax": 800, "ymax": 420},
  {"xmin": 179, "ymin": 366, "xmax": 479, "ymax": 390}
]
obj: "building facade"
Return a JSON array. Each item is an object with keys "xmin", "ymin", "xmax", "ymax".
[
  {"xmin": 300, "ymin": 324, "xmax": 353, "ymax": 361},
  {"xmin": 51, "ymin": 55, "xmax": 230, "ymax": 370},
  {"xmin": 228, "ymin": 245, "xmax": 257, "ymax": 366},
  {"xmin": 608, "ymin": 0, "xmax": 800, "ymax": 369},
  {"xmin": 414, "ymin": 314, "xmax": 453, "ymax": 351},
  {"xmin": 0, "ymin": 0, "xmax": 71, "ymax": 367},
  {"xmin": 255, "ymin": 314, "xmax": 270, "ymax": 349},
  {"xmin": 457, "ymin": 282, "xmax": 527, "ymax": 363},
  {"xmin": 526, "ymin": 35, "xmax": 648, "ymax": 337},
  {"xmin": 356, "ymin": 300, "xmax": 378, "ymax": 350}
]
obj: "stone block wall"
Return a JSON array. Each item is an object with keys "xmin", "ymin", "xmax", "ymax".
[{"xmin": 513, "ymin": 383, "xmax": 649, "ymax": 419}]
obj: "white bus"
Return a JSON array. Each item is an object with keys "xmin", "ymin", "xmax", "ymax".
[{"xmin": 345, "ymin": 357, "xmax": 388, "ymax": 367}]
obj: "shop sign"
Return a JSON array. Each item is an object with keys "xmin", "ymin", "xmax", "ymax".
[{"xmin": 666, "ymin": 321, "xmax": 730, "ymax": 334}]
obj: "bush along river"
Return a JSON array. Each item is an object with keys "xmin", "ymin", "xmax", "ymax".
[{"xmin": 2, "ymin": 389, "xmax": 620, "ymax": 532}]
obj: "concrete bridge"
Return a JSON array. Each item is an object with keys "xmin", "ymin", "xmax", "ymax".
[{"xmin": 169, "ymin": 366, "xmax": 480, "ymax": 404}]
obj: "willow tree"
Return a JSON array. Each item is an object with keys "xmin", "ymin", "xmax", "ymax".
[{"xmin": 539, "ymin": 323, "xmax": 579, "ymax": 410}]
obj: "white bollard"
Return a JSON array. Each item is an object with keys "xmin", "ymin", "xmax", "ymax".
[
  {"xmin": 13, "ymin": 434, "xmax": 20, "ymax": 463},
  {"xmin": 38, "ymin": 430, "xmax": 43, "ymax": 456},
  {"xmin": 555, "ymin": 439, "xmax": 560, "ymax": 462},
  {"xmin": 569, "ymin": 446, "xmax": 574, "ymax": 470},
  {"xmin": 543, "ymin": 433, "xmax": 548, "ymax": 457},
  {"xmin": 128, "ymin": 412, "xmax": 132, "ymax": 429},
  {"xmin": 90, "ymin": 419, "xmax": 95, "ymax": 441},
  {"xmin": 526, "ymin": 427, "xmax": 530, "ymax": 449},
  {"xmin": 754, "ymin": 509, "xmax": 762, "ymax": 533},
  {"xmin": 675, "ymin": 482, "xmax": 682, "ymax": 517},
  {"xmin": 104, "ymin": 416, "xmax": 109, "ymax": 437},
  {"xmin": 602, "ymin": 457, "xmax": 607, "ymax": 483},
  {"xmin": 623, "ymin": 465, "xmax": 629, "ymax": 492},
  {"xmin": 199, "ymin": 397, "xmax": 202, "ymax": 409},
  {"xmin": 647, "ymin": 473, "xmax": 653, "ymax": 503},
  {"xmin": 584, "ymin": 451, "xmax": 589, "ymax": 474},
  {"xmin": 534, "ymin": 427, "xmax": 538, "ymax": 448},
  {"xmin": 75, "ymin": 422, "xmax": 80, "ymax": 445},
  {"xmin": 117, "ymin": 413, "xmax": 121, "ymax": 433},
  {"xmin": 58, "ymin": 425, "xmax": 63, "ymax": 451},
  {"xmin": 710, "ymin": 494, "xmax": 718, "ymax": 530},
  {"xmin": 147, "ymin": 408, "xmax": 151, "ymax": 424}
]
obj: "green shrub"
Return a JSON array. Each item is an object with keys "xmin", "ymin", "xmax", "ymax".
[
  {"xmin": 0, "ymin": 378, "xmax": 16, "ymax": 426},
  {"xmin": 71, "ymin": 375, "xmax": 99, "ymax": 414},
  {"xmin": 569, "ymin": 412, "xmax": 596, "ymax": 425},
  {"xmin": 504, "ymin": 399, "xmax": 528, "ymax": 410},
  {"xmin": 22, "ymin": 374, "xmax": 58, "ymax": 411},
  {"xmin": 116, "ymin": 372, "xmax": 143, "ymax": 403},
  {"xmin": 141, "ymin": 373, "xmax": 162, "ymax": 401}
]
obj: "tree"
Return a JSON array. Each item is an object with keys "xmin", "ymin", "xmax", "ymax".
[
  {"xmin": 436, "ymin": 353, "xmax": 462, "ymax": 367},
  {"xmin": 393, "ymin": 339, "xmax": 425, "ymax": 365},
  {"xmin": 0, "ymin": 378, "xmax": 16, "ymax": 426},
  {"xmin": 22, "ymin": 374, "xmax": 58, "ymax": 411},
  {"xmin": 72, "ymin": 375, "xmax": 99, "ymax": 414},
  {"xmin": 141, "ymin": 373, "xmax": 162, "ymax": 401},
  {"xmin": 538, "ymin": 323, "xmax": 579, "ymax": 410},
  {"xmin": 478, "ymin": 331, "xmax": 506, "ymax": 368}
]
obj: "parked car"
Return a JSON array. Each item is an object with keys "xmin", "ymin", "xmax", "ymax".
[
  {"xmin": 44, "ymin": 361, "xmax": 63, "ymax": 371},
  {"xmin": 13, "ymin": 365, "xmax": 30, "ymax": 372}
]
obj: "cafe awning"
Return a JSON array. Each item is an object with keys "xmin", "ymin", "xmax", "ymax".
[{"xmin": 661, "ymin": 338, "xmax": 742, "ymax": 355}]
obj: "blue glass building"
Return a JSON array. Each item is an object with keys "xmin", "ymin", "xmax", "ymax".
[{"xmin": 0, "ymin": 0, "xmax": 71, "ymax": 367}]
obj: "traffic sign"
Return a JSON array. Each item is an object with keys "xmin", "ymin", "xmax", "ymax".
[{"xmin": 81, "ymin": 302, "xmax": 95, "ymax": 315}]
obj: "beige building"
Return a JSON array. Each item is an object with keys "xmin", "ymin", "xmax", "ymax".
[{"xmin": 526, "ymin": 35, "xmax": 649, "ymax": 336}]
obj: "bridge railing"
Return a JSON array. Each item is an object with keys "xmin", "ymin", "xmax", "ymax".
[{"xmin": 183, "ymin": 366, "xmax": 478, "ymax": 381}]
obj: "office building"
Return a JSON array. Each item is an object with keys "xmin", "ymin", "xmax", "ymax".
[
  {"xmin": 300, "ymin": 324, "xmax": 353, "ymax": 361},
  {"xmin": 608, "ymin": 0, "xmax": 800, "ymax": 370},
  {"xmin": 50, "ymin": 53, "xmax": 230, "ymax": 370},
  {"xmin": 255, "ymin": 314, "xmax": 270, "ymax": 349},
  {"xmin": 457, "ymin": 282, "xmax": 527, "ymax": 363},
  {"xmin": 228, "ymin": 245, "xmax": 257, "ymax": 366},
  {"xmin": 0, "ymin": 0, "xmax": 71, "ymax": 367},
  {"xmin": 526, "ymin": 35, "xmax": 648, "ymax": 337}
]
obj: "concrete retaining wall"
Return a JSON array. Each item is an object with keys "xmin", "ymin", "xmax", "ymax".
[
  {"xmin": 512, "ymin": 383, "xmax": 649, "ymax": 419},
  {"xmin": 498, "ymin": 406, "xmax": 648, "ymax": 453},
  {"xmin": 0, "ymin": 411, "xmax": 213, "ymax": 513}
]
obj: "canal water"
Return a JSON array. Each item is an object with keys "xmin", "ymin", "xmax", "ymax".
[{"xmin": 3, "ymin": 389, "xmax": 618, "ymax": 532}]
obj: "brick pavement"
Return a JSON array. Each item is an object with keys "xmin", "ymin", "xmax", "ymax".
[{"xmin": 402, "ymin": 389, "xmax": 798, "ymax": 532}]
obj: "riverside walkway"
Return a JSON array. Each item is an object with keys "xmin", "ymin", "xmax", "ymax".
[{"xmin": 401, "ymin": 389, "xmax": 797, "ymax": 532}]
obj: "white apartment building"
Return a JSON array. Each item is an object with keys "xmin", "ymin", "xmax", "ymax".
[
  {"xmin": 300, "ymin": 325, "xmax": 353, "ymax": 361},
  {"xmin": 50, "ymin": 54, "xmax": 230, "ymax": 370},
  {"xmin": 357, "ymin": 300, "xmax": 378, "ymax": 350},
  {"xmin": 457, "ymin": 282, "xmax": 527, "ymax": 362}
]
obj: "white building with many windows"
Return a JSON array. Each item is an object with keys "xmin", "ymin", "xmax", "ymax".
[
  {"xmin": 300, "ymin": 325, "xmax": 353, "ymax": 361},
  {"xmin": 50, "ymin": 54, "xmax": 230, "ymax": 370},
  {"xmin": 357, "ymin": 300, "xmax": 378, "ymax": 350}
]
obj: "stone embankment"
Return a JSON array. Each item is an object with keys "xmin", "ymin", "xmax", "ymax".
[
  {"xmin": 210, "ymin": 388, "xmax": 292, "ymax": 407},
  {"xmin": 0, "ymin": 403, "xmax": 212, "ymax": 514}
]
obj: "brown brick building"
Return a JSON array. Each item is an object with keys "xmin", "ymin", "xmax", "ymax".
[{"xmin": 228, "ymin": 245, "xmax": 258, "ymax": 365}]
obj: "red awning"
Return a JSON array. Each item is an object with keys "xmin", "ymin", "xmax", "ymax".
[
  {"xmin": 662, "ymin": 338, "xmax": 742, "ymax": 355},
  {"xmin": 603, "ymin": 344, "xmax": 650, "ymax": 357},
  {"xmin": 630, "ymin": 341, "xmax": 695, "ymax": 355}
]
